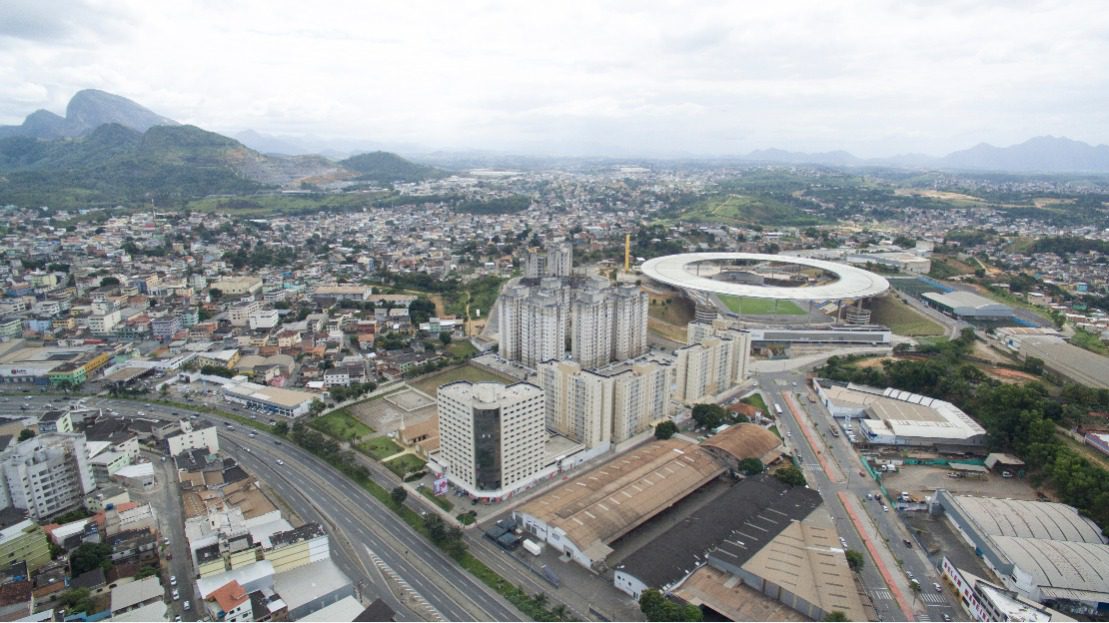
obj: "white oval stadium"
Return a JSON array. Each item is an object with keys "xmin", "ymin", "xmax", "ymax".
[{"xmin": 640, "ymin": 252, "xmax": 890, "ymax": 301}]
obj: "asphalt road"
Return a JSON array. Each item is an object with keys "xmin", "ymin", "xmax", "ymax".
[
  {"xmin": 4, "ymin": 392, "xmax": 525, "ymax": 622},
  {"xmin": 144, "ymin": 448, "xmax": 198, "ymax": 620},
  {"xmin": 756, "ymin": 370, "xmax": 963, "ymax": 622}
]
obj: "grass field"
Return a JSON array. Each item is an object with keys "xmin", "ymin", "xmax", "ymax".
[
  {"xmin": 446, "ymin": 340, "xmax": 478, "ymax": 358},
  {"xmin": 410, "ymin": 364, "xmax": 514, "ymax": 398},
  {"xmin": 671, "ymin": 194, "xmax": 820, "ymax": 226},
  {"xmin": 385, "ymin": 454, "xmax": 427, "ymax": 478},
  {"xmin": 417, "ymin": 485, "xmax": 455, "ymax": 512},
  {"xmin": 869, "ymin": 296, "xmax": 945, "ymax": 336},
  {"xmin": 356, "ymin": 436, "xmax": 403, "ymax": 460},
  {"xmin": 1070, "ymin": 328, "xmax": 1109, "ymax": 356},
  {"xmin": 307, "ymin": 409, "xmax": 374, "ymax": 441},
  {"xmin": 719, "ymin": 295, "xmax": 805, "ymax": 315},
  {"xmin": 647, "ymin": 293, "xmax": 695, "ymax": 326},
  {"xmin": 741, "ymin": 392, "xmax": 768, "ymax": 414}
]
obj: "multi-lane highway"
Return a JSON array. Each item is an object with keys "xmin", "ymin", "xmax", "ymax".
[
  {"xmin": 3, "ymin": 392, "xmax": 525, "ymax": 622},
  {"xmin": 756, "ymin": 370, "xmax": 962, "ymax": 622}
]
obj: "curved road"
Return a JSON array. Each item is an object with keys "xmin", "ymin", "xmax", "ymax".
[{"xmin": 6, "ymin": 393, "xmax": 525, "ymax": 622}]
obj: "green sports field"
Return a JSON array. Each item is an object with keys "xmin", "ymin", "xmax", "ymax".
[{"xmin": 719, "ymin": 295, "xmax": 806, "ymax": 315}]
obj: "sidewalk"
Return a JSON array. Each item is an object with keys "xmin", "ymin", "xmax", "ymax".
[{"xmin": 839, "ymin": 492, "xmax": 919, "ymax": 621}]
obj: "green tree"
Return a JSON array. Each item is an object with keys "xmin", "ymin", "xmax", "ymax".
[
  {"xmin": 58, "ymin": 587, "xmax": 96, "ymax": 616},
  {"xmin": 99, "ymin": 276, "xmax": 120, "ymax": 288},
  {"xmin": 1022, "ymin": 356, "xmax": 1044, "ymax": 375},
  {"xmin": 391, "ymin": 486, "xmax": 408, "ymax": 505},
  {"xmin": 639, "ymin": 588, "xmax": 703, "ymax": 622},
  {"xmin": 691, "ymin": 403, "xmax": 727, "ymax": 429},
  {"xmin": 200, "ymin": 365, "xmax": 234, "ymax": 378},
  {"xmin": 272, "ymin": 422, "xmax": 289, "ymax": 436},
  {"xmin": 845, "ymin": 549, "xmax": 865, "ymax": 572},
  {"xmin": 738, "ymin": 457, "xmax": 764, "ymax": 475},
  {"xmin": 409, "ymin": 297, "xmax": 437, "ymax": 325},
  {"xmin": 654, "ymin": 421, "xmax": 678, "ymax": 440},
  {"xmin": 18, "ymin": 428, "xmax": 35, "ymax": 441},
  {"xmin": 439, "ymin": 331, "xmax": 452, "ymax": 346},
  {"xmin": 774, "ymin": 464, "xmax": 807, "ymax": 487},
  {"xmin": 208, "ymin": 287, "xmax": 223, "ymax": 301},
  {"xmin": 824, "ymin": 611, "xmax": 849, "ymax": 622},
  {"xmin": 70, "ymin": 542, "xmax": 113, "ymax": 576}
]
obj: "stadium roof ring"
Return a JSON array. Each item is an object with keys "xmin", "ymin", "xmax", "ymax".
[{"xmin": 640, "ymin": 252, "xmax": 890, "ymax": 301}]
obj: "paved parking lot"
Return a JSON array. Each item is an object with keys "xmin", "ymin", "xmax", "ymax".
[{"xmin": 881, "ymin": 465, "xmax": 1046, "ymax": 501}]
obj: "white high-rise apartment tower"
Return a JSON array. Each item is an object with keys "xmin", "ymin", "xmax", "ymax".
[
  {"xmin": 437, "ymin": 382, "xmax": 546, "ymax": 497},
  {"xmin": 673, "ymin": 322, "xmax": 752, "ymax": 404},
  {"xmin": 610, "ymin": 284, "xmax": 648, "ymax": 362},
  {"xmin": 538, "ymin": 359, "xmax": 672, "ymax": 448},
  {"xmin": 524, "ymin": 242, "xmax": 573, "ymax": 279},
  {"xmin": 0, "ymin": 433, "xmax": 95, "ymax": 520},
  {"xmin": 570, "ymin": 286, "xmax": 612, "ymax": 369}
]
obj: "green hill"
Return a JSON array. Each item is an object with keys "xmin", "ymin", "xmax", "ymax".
[
  {"xmin": 0, "ymin": 124, "xmax": 263, "ymax": 206},
  {"xmin": 339, "ymin": 151, "xmax": 446, "ymax": 183}
]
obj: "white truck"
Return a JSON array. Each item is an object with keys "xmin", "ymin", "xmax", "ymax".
[{"xmin": 522, "ymin": 539, "xmax": 542, "ymax": 557}]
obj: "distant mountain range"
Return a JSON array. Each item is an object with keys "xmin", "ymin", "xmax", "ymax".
[
  {"xmin": 0, "ymin": 91, "xmax": 448, "ymax": 206},
  {"xmin": 2, "ymin": 89, "xmax": 1108, "ymax": 210},
  {"xmin": 0, "ymin": 89, "xmax": 178, "ymax": 140},
  {"xmin": 744, "ymin": 136, "xmax": 1109, "ymax": 174}
]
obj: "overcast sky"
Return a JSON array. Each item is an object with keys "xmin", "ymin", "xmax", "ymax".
[{"xmin": 1, "ymin": 0, "xmax": 1106, "ymax": 157}]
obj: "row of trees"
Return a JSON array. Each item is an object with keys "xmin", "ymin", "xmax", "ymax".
[
  {"xmin": 328, "ymin": 381, "xmax": 377, "ymax": 403},
  {"xmin": 287, "ymin": 423, "xmax": 369, "ymax": 482}
]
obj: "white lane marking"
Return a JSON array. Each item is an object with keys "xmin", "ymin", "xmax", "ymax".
[{"xmin": 365, "ymin": 546, "xmax": 445, "ymax": 622}]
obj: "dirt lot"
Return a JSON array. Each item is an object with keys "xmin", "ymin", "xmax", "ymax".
[
  {"xmin": 348, "ymin": 389, "xmax": 436, "ymax": 434},
  {"xmin": 972, "ymin": 341, "xmax": 1018, "ymax": 365},
  {"xmin": 409, "ymin": 364, "xmax": 514, "ymax": 398},
  {"xmin": 881, "ymin": 465, "xmax": 1050, "ymax": 501},
  {"xmin": 984, "ymin": 367, "xmax": 1039, "ymax": 384}
]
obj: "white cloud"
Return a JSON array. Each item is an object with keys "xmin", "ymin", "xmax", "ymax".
[{"xmin": 0, "ymin": 0, "xmax": 1106, "ymax": 156}]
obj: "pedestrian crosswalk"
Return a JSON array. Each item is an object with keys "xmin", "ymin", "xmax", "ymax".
[
  {"xmin": 917, "ymin": 613, "xmax": 932, "ymax": 621},
  {"xmin": 922, "ymin": 593, "xmax": 948, "ymax": 605},
  {"xmin": 868, "ymin": 588, "xmax": 893, "ymax": 601}
]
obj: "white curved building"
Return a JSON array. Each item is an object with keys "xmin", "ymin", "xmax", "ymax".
[{"xmin": 641, "ymin": 252, "xmax": 890, "ymax": 301}]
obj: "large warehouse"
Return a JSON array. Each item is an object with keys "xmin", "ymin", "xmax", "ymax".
[
  {"xmin": 222, "ymin": 381, "xmax": 318, "ymax": 418},
  {"xmin": 814, "ymin": 380, "xmax": 987, "ymax": 449},
  {"xmin": 513, "ymin": 439, "xmax": 725, "ymax": 570},
  {"xmin": 612, "ymin": 475, "xmax": 865, "ymax": 622},
  {"xmin": 921, "ymin": 291, "xmax": 1015, "ymax": 321},
  {"xmin": 932, "ymin": 490, "xmax": 1109, "ymax": 615}
]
